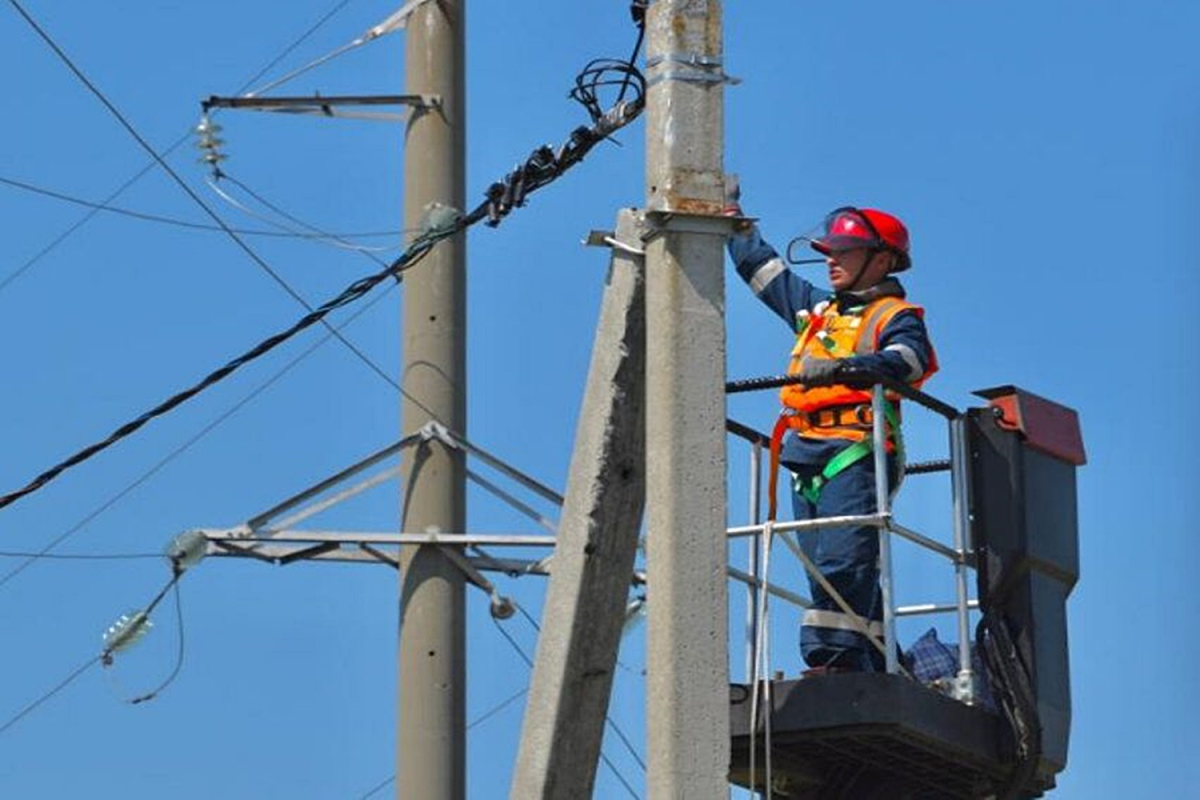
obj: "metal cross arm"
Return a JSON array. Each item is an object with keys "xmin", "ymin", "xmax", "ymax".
[{"xmin": 201, "ymin": 93, "xmax": 440, "ymax": 122}]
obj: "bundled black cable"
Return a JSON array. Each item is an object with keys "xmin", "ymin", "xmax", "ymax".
[{"xmin": 470, "ymin": 59, "xmax": 645, "ymax": 228}]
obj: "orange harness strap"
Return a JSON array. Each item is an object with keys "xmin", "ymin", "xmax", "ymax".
[{"xmin": 767, "ymin": 414, "xmax": 791, "ymax": 522}]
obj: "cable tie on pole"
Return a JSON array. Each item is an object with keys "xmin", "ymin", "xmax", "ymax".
[{"xmin": 417, "ymin": 202, "xmax": 462, "ymax": 237}]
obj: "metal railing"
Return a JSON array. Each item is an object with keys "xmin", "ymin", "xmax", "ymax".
[{"xmin": 725, "ymin": 372, "xmax": 978, "ymax": 703}]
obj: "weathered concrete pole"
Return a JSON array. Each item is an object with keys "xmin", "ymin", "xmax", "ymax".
[
  {"xmin": 510, "ymin": 209, "xmax": 648, "ymax": 799},
  {"xmin": 643, "ymin": 1, "xmax": 731, "ymax": 797},
  {"xmin": 398, "ymin": 1, "xmax": 467, "ymax": 798}
]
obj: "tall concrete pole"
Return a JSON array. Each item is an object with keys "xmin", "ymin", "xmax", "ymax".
[
  {"xmin": 643, "ymin": 2, "xmax": 730, "ymax": 797},
  {"xmin": 398, "ymin": 1, "xmax": 466, "ymax": 799}
]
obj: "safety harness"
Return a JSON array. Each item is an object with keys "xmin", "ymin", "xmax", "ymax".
[
  {"xmin": 767, "ymin": 399, "xmax": 904, "ymax": 520},
  {"xmin": 765, "ymin": 291, "xmax": 924, "ymax": 521}
]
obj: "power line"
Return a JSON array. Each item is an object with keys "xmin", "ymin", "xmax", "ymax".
[
  {"xmin": 0, "ymin": 174, "xmax": 404, "ymax": 240},
  {"xmin": 236, "ymin": 0, "xmax": 355, "ymax": 94},
  {"xmin": 493, "ymin": 609, "xmax": 642, "ymax": 800},
  {"xmin": 120, "ymin": 580, "xmax": 187, "ymax": 706},
  {"xmin": 0, "ymin": 228, "xmax": 437, "ymax": 512},
  {"xmin": 514, "ymin": 602, "xmax": 648, "ymax": 773},
  {"xmin": 0, "ymin": 281, "xmax": 397, "ymax": 587},
  {"xmin": 0, "ymin": 568, "xmax": 186, "ymax": 737},
  {"xmin": 0, "ymin": 550, "xmax": 162, "ymax": 561},
  {"xmin": 357, "ymin": 686, "xmax": 531, "ymax": 799},
  {"xmin": 207, "ymin": 173, "xmax": 402, "ymax": 255},
  {"xmin": 0, "ymin": 654, "xmax": 103, "ymax": 737},
  {"xmin": 6, "ymin": 0, "xmax": 399, "ymax": 395},
  {"xmin": 0, "ymin": 51, "xmax": 644, "ymax": 512},
  {"xmin": 0, "ymin": 0, "xmax": 355, "ymax": 299}
]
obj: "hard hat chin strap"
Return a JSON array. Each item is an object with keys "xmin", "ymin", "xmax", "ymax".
[{"xmin": 844, "ymin": 248, "xmax": 884, "ymax": 292}]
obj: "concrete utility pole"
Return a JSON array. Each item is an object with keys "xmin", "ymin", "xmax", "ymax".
[
  {"xmin": 510, "ymin": 209, "xmax": 647, "ymax": 799},
  {"xmin": 398, "ymin": 1, "xmax": 466, "ymax": 798},
  {"xmin": 643, "ymin": 1, "xmax": 731, "ymax": 798}
]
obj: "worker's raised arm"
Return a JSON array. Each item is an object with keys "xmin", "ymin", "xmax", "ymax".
[
  {"xmin": 727, "ymin": 225, "xmax": 829, "ymax": 327},
  {"xmin": 842, "ymin": 309, "xmax": 937, "ymax": 385}
]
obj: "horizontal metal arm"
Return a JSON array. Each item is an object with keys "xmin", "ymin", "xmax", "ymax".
[{"xmin": 203, "ymin": 93, "xmax": 438, "ymax": 111}]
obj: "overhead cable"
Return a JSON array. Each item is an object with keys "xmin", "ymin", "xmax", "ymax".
[
  {"xmin": 0, "ymin": 56, "xmax": 645, "ymax": 512},
  {"xmin": 0, "ymin": 562, "xmax": 190, "ymax": 737},
  {"xmin": 0, "ymin": 233, "xmax": 436, "ymax": 512},
  {"xmin": 206, "ymin": 173, "xmax": 402, "ymax": 254},
  {"xmin": 8, "ymin": 0, "xmax": 399, "ymax": 400},
  {"xmin": 243, "ymin": 0, "xmax": 434, "ymax": 98},
  {"xmin": 0, "ymin": 550, "xmax": 162, "ymax": 561},
  {"xmin": 497, "ymin": 607, "xmax": 642, "ymax": 799},
  {"xmin": 0, "ymin": 653, "xmax": 103, "ymax": 738},
  {"xmin": 357, "ymin": 687, "xmax": 532, "ymax": 799},
  {"xmin": 0, "ymin": 174, "xmax": 403, "ymax": 241},
  {"xmin": 0, "ymin": 284, "xmax": 398, "ymax": 585}
]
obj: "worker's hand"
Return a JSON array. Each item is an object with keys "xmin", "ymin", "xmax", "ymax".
[
  {"xmin": 723, "ymin": 174, "xmax": 743, "ymax": 217},
  {"xmin": 798, "ymin": 358, "xmax": 845, "ymax": 386},
  {"xmin": 723, "ymin": 174, "xmax": 753, "ymax": 233}
]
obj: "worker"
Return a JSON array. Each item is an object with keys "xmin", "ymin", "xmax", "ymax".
[{"xmin": 726, "ymin": 197, "xmax": 937, "ymax": 673}]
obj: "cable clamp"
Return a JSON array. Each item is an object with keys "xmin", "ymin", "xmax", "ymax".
[
  {"xmin": 644, "ymin": 52, "xmax": 740, "ymax": 89},
  {"xmin": 645, "ymin": 52, "xmax": 725, "ymax": 70},
  {"xmin": 418, "ymin": 421, "xmax": 460, "ymax": 450},
  {"xmin": 642, "ymin": 209, "xmax": 742, "ymax": 241},
  {"xmin": 418, "ymin": 202, "xmax": 462, "ymax": 237}
]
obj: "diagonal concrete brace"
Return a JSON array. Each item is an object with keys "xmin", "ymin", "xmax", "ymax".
[{"xmin": 510, "ymin": 209, "xmax": 648, "ymax": 799}]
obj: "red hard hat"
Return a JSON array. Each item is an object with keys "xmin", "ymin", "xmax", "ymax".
[{"xmin": 810, "ymin": 207, "xmax": 911, "ymax": 271}]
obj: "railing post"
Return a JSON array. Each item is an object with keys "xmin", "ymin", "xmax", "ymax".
[
  {"xmin": 872, "ymin": 384, "xmax": 899, "ymax": 675},
  {"xmin": 746, "ymin": 440, "xmax": 761, "ymax": 681},
  {"xmin": 949, "ymin": 415, "xmax": 976, "ymax": 702}
]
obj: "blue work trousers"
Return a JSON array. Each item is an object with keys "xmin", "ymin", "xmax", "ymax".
[{"xmin": 790, "ymin": 453, "xmax": 900, "ymax": 672}]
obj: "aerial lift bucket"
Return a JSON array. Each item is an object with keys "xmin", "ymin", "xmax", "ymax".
[{"xmin": 728, "ymin": 385, "xmax": 1084, "ymax": 799}]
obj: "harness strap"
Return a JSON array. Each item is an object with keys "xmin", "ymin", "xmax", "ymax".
[
  {"xmin": 767, "ymin": 414, "xmax": 790, "ymax": 522},
  {"xmin": 767, "ymin": 399, "xmax": 905, "ymax": 519},
  {"xmin": 796, "ymin": 439, "xmax": 874, "ymax": 504}
]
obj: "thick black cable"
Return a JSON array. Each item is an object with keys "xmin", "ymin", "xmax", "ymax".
[
  {"xmin": 0, "ymin": 238, "xmax": 435, "ymax": 511},
  {"xmin": 616, "ymin": 1, "xmax": 649, "ymax": 105},
  {"xmin": 8, "ymin": 0, "xmax": 399, "ymax": 395},
  {"xmin": 0, "ymin": 261, "xmax": 395, "ymax": 588},
  {"xmin": 0, "ymin": 174, "xmax": 402, "ymax": 240},
  {"xmin": 0, "ymin": 0, "xmax": 354, "ymax": 298}
]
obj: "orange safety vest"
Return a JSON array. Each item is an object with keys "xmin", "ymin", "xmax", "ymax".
[{"xmin": 766, "ymin": 295, "xmax": 937, "ymax": 519}]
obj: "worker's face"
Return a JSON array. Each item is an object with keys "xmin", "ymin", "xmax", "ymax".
[{"xmin": 826, "ymin": 248, "xmax": 892, "ymax": 291}]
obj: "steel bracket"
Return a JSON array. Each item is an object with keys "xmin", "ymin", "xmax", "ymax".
[
  {"xmin": 644, "ymin": 52, "xmax": 740, "ymax": 88},
  {"xmin": 642, "ymin": 210, "xmax": 745, "ymax": 241}
]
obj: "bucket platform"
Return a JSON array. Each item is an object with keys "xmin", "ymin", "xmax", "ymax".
[{"xmin": 729, "ymin": 673, "xmax": 1054, "ymax": 799}]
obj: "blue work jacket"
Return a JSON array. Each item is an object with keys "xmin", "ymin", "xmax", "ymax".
[{"xmin": 728, "ymin": 226, "xmax": 936, "ymax": 467}]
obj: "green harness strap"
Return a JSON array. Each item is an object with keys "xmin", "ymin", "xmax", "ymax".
[{"xmin": 795, "ymin": 400, "xmax": 905, "ymax": 504}]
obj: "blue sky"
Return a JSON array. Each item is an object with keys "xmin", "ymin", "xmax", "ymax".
[{"xmin": 1, "ymin": 1, "xmax": 1197, "ymax": 798}]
